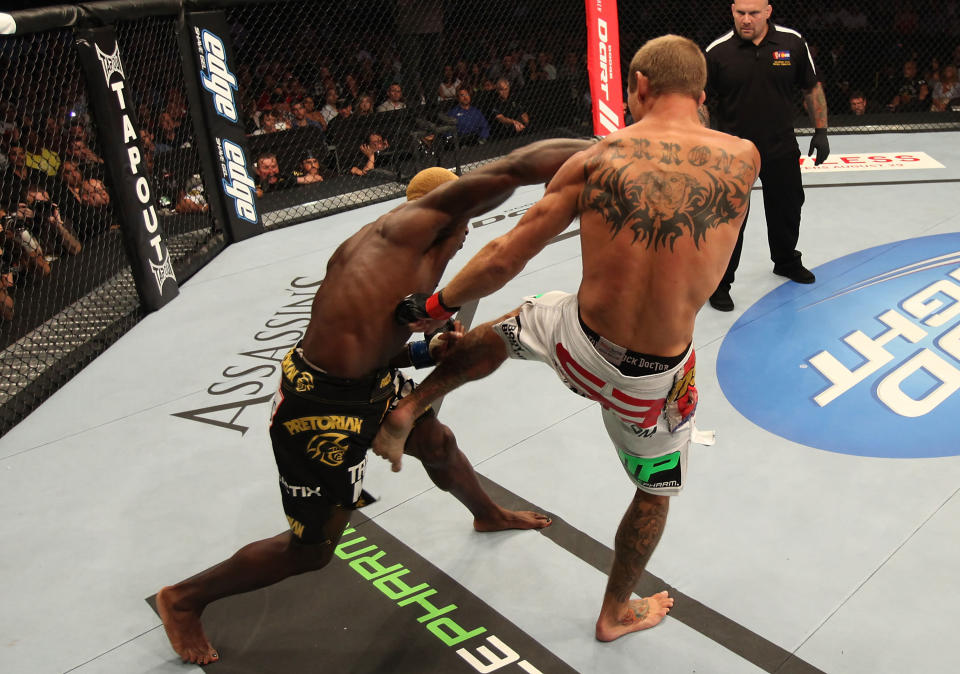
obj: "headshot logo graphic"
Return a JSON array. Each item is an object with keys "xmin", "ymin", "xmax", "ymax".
[{"xmin": 717, "ymin": 233, "xmax": 960, "ymax": 458}]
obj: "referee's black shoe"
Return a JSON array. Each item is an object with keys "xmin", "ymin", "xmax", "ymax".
[
  {"xmin": 709, "ymin": 286, "xmax": 734, "ymax": 311},
  {"xmin": 773, "ymin": 263, "xmax": 816, "ymax": 284}
]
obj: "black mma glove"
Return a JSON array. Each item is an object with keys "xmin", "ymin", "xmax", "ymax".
[
  {"xmin": 808, "ymin": 128, "xmax": 830, "ymax": 166},
  {"xmin": 394, "ymin": 290, "xmax": 459, "ymax": 325}
]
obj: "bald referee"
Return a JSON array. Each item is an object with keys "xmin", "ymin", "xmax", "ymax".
[
  {"xmin": 156, "ymin": 138, "xmax": 591, "ymax": 665},
  {"xmin": 701, "ymin": 0, "xmax": 829, "ymax": 311}
]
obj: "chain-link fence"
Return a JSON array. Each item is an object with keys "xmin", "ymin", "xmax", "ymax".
[
  {"xmin": 1, "ymin": 0, "xmax": 958, "ymax": 435},
  {"xmin": 621, "ymin": 2, "xmax": 960, "ymax": 133},
  {"xmin": 0, "ymin": 27, "xmax": 144, "ymax": 433},
  {"xmin": 113, "ymin": 14, "xmax": 226, "ymax": 277},
  {"xmin": 224, "ymin": 0, "xmax": 592, "ymax": 228}
]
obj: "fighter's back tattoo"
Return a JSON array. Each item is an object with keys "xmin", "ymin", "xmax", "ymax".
[{"xmin": 580, "ymin": 137, "xmax": 754, "ymax": 250}]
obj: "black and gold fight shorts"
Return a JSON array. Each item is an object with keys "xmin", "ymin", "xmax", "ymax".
[{"xmin": 268, "ymin": 344, "xmax": 396, "ymax": 544}]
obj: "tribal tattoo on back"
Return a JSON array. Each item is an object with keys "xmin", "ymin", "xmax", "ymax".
[{"xmin": 580, "ymin": 137, "xmax": 754, "ymax": 250}]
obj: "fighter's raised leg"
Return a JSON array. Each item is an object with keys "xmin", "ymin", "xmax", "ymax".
[{"xmin": 373, "ymin": 311, "xmax": 518, "ymax": 471}]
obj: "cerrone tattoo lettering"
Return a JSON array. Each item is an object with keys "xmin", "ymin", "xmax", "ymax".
[{"xmin": 580, "ymin": 138, "xmax": 752, "ymax": 250}]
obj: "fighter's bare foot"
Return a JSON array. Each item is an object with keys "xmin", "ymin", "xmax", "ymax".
[
  {"xmin": 156, "ymin": 586, "xmax": 219, "ymax": 665},
  {"xmin": 373, "ymin": 402, "xmax": 418, "ymax": 472},
  {"xmin": 595, "ymin": 591, "xmax": 674, "ymax": 642},
  {"xmin": 473, "ymin": 507, "xmax": 552, "ymax": 532}
]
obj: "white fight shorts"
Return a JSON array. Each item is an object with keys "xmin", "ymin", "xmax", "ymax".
[{"xmin": 492, "ymin": 291, "xmax": 709, "ymax": 496}]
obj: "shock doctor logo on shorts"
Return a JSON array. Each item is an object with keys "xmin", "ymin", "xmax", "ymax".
[{"xmin": 717, "ymin": 233, "xmax": 960, "ymax": 458}]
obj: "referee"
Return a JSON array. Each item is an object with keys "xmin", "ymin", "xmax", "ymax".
[{"xmin": 701, "ymin": 0, "xmax": 829, "ymax": 311}]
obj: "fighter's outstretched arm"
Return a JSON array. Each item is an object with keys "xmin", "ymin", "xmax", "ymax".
[
  {"xmin": 385, "ymin": 138, "xmax": 592, "ymax": 251},
  {"xmin": 439, "ymin": 148, "xmax": 586, "ymax": 308}
]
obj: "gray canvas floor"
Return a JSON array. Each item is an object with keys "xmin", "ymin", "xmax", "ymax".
[{"xmin": 2, "ymin": 131, "xmax": 959, "ymax": 674}]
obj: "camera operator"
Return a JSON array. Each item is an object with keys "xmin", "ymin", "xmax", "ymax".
[
  {"xmin": 22, "ymin": 184, "xmax": 82, "ymax": 259},
  {"xmin": 1, "ymin": 202, "xmax": 50, "ymax": 281}
]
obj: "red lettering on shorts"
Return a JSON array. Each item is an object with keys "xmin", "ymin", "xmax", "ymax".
[{"xmin": 555, "ymin": 343, "xmax": 664, "ymax": 426}]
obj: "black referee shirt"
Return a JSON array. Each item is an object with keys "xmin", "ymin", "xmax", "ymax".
[{"xmin": 705, "ymin": 24, "xmax": 819, "ymax": 157}]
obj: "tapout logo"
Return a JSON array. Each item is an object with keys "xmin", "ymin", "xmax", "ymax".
[
  {"xmin": 96, "ymin": 42, "xmax": 173, "ymax": 292},
  {"xmin": 717, "ymin": 234, "xmax": 960, "ymax": 458}
]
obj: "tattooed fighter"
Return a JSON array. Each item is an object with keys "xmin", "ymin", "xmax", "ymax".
[{"xmin": 373, "ymin": 34, "xmax": 760, "ymax": 642}]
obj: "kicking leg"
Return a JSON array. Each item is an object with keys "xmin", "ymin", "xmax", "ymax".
[
  {"xmin": 595, "ymin": 489, "xmax": 674, "ymax": 642},
  {"xmin": 373, "ymin": 312, "xmax": 516, "ymax": 471},
  {"xmin": 157, "ymin": 507, "xmax": 351, "ymax": 664},
  {"xmin": 405, "ymin": 414, "xmax": 551, "ymax": 531}
]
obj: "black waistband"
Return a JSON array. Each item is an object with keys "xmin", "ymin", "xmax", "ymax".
[
  {"xmin": 578, "ymin": 312, "xmax": 687, "ymax": 377},
  {"xmin": 281, "ymin": 345, "xmax": 395, "ymax": 404}
]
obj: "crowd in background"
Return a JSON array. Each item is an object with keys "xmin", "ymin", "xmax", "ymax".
[{"xmin": 1, "ymin": 0, "xmax": 959, "ymax": 324}]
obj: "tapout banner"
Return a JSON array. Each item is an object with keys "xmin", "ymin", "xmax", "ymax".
[
  {"xmin": 585, "ymin": 0, "xmax": 624, "ymax": 136},
  {"xmin": 75, "ymin": 25, "xmax": 179, "ymax": 312}
]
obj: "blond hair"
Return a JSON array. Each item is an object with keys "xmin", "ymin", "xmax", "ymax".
[{"xmin": 627, "ymin": 34, "xmax": 706, "ymax": 99}]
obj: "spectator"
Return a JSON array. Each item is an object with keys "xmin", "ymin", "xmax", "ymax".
[
  {"xmin": 355, "ymin": 94, "xmax": 376, "ymax": 118},
  {"xmin": 301, "ymin": 96, "xmax": 327, "ymax": 126},
  {"xmin": 525, "ymin": 58, "xmax": 545, "ymax": 83},
  {"xmin": 251, "ymin": 109, "xmax": 284, "ymax": 136},
  {"xmin": 847, "ymin": 90, "xmax": 876, "ymax": 116},
  {"xmin": 447, "ymin": 86, "xmax": 490, "ymax": 144},
  {"xmin": 437, "ymin": 65, "xmax": 460, "ymax": 103},
  {"xmin": 490, "ymin": 53, "xmax": 524, "ymax": 89},
  {"xmin": 175, "ymin": 175, "xmax": 209, "ymax": 214},
  {"xmin": 376, "ymin": 83, "xmax": 406, "ymax": 112},
  {"xmin": 293, "ymin": 152, "xmax": 325, "ymax": 184},
  {"xmin": 888, "ymin": 60, "xmax": 930, "ymax": 112},
  {"xmin": 63, "ymin": 136, "xmax": 104, "ymax": 175},
  {"xmin": 254, "ymin": 152, "xmax": 296, "ymax": 196},
  {"xmin": 23, "ymin": 129, "xmax": 60, "ymax": 178},
  {"xmin": 53, "ymin": 160, "xmax": 110, "ymax": 241},
  {"xmin": 537, "ymin": 52, "xmax": 558, "ymax": 80},
  {"xmin": 1, "ymin": 145, "xmax": 46, "ymax": 209},
  {"xmin": 155, "ymin": 111, "xmax": 189, "ymax": 153},
  {"xmin": 0, "ymin": 235, "xmax": 13, "ymax": 320},
  {"xmin": 79, "ymin": 178, "xmax": 110, "ymax": 211},
  {"xmin": 23, "ymin": 183, "xmax": 81, "ymax": 258},
  {"xmin": 931, "ymin": 64, "xmax": 960, "ymax": 111},
  {"xmin": 1, "ymin": 200, "xmax": 50, "ymax": 278},
  {"xmin": 490, "ymin": 78, "xmax": 530, "ymax": 137},
  {"xmin": 0, "ymin": 101, "xmax": 17, "ymax": 143},
  {"xmin": 349, "ymin": 132, "xmax": 390, "ymax": 176},
  {"xmin": 319, "ymin": 88, "xmax": 340, "ymax": 124},
  {"xmin": 343, "ymin": 72, "xmax": 362, "ymax": 102},
  {"xmin": 289, "ymin": 101, "xmax": 325, "ymax": 130}
]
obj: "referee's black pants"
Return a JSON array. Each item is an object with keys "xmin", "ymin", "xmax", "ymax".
[{"xmin": 719, "ymin": 148, "xmax": 804, "ymax": 289}]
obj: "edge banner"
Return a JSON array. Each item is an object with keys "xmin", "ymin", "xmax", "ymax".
[
  {"xmin": 180, "ymin": 9, "xmax": 262, "ymax": 242},
  {"xmin": 585, "ymin": 0, "xmax": 624, "ymax": 136},
  {"xmin": 75, "ymin": 25, "xmax": 179, "ymax": 312}
]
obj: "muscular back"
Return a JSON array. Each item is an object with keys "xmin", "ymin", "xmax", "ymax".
[{"xmin": 576, "ymin": 123, "xmax": 758, "ymax": 356}]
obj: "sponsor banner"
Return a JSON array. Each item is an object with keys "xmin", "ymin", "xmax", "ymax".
[
  {"xmin": 718, "ymin": 233, "xmax": 960, "ymax": 458},
  {"xmin": 799, "ymin": 151, "xmax": 944, "ymax": 172},
  {"xmin": 585, "ymin": 0, "xmax": 624, "ymax": 136},
  {"xmin": 75, "ymin": 26, "xmax": 178, "ymax": 312},
  {"xmin": 150, "ymin": 513, "xmax": 577, "ymax": 673},
  {"xmin": 182, "ymin": 9, "xmax": 262, "ymax": 241}
]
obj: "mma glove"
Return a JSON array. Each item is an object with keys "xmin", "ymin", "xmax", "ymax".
[
  {"xmin": 394, "ymin": 290, "xmax": 459, "ymax": 325},
  {"xmin": 808, "ymin": 128, "xmax": 830, "ymax": 166},
  {"xmin": 407, "ymin": 320, "xmax": 457, "ymax": 368}
]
